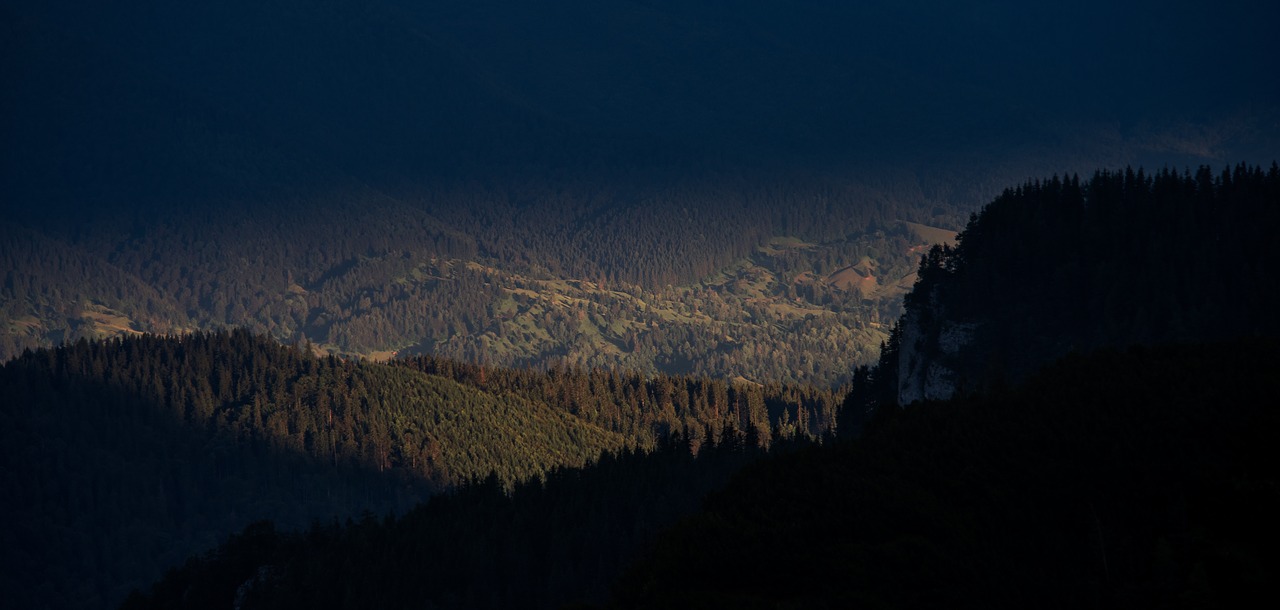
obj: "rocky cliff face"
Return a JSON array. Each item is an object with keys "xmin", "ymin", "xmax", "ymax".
[{"xmin": 896, "ymin": 293, "xmax": 979, "ymax": 404}]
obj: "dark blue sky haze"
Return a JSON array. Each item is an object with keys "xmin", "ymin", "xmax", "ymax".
[{"xmin": 2, "ymin": 0, "xmax": 1277, "ymax": 218}]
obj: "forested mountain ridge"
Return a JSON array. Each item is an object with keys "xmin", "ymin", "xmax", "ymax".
[
  {"xmin": 884, "ymin": 163, "xmax": 1280, "ymax": 406},
  {"xmin": 1, "ymin": 329, "xmax": 840, "ymax": 610}
]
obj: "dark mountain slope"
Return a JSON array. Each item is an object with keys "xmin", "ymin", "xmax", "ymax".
[
  {"xmin": 121, "ymin": 434, "xmax": 771, "ymax": 610},
  {"xmin": 0, "ymin": 329, "xmax": 839, "ymax": 610},
  {"xmin": 613, "ymin": 341, "xmax": 1280, "ymax": 609},
  {"xmin": 1, "ymin": 340, "xmax": 429, "ymax": 610},
  {"xmin": 893, "ymin": 164, "xmax": 1280, "ymax": 404},
  {"xmin": 1, "ymin": 331, "xmax": 609, "ymax": 610}
]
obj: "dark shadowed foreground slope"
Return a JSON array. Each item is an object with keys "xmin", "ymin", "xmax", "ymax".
[
  {"xmin": 613, "ymin": 341, "xmax": 1280, "ymax": 609},
  {"xmin": 120, "ymin": 434, "xmax": 772, "ymax": 610}
]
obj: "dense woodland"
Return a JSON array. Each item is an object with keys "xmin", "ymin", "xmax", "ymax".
[
  {"xmin": 121, "ymin": 431, "xmax": 781, "ymax": 610},
  {"xmin": 0, "ymin": 329, "xmax": 839, "ymax": 610},
  {"xmin": 108, "ymin": 163, "xmax": 1280, "ymax": 609},
  {"xmin": 119, "ymin": 341, "xmax": 1280, "ymax": 609},
  {"xmin": 6, "ymin": 1, "xmax": 1278, "ymax": 606},
  {"xmin": 840, "ymin": 163, "xmax": 1280, "ymax": 425},
  {"xmin": 613, "ymin": 341, "xmax": 1280, "ymax": 608}
]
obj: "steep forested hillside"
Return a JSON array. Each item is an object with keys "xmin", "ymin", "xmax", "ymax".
[
  {"xmin": 1, "ymin": 333, "xmax": 430, "ymax": 610},
  {"xmin": 864, "ymin": 164, "xmax": 1280, "ymax": 408},
  {"xmin": 0, "ymin": 330, "xmax": 838, "ymax": 610}
]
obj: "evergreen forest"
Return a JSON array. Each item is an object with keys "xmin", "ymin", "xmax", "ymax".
[
  {"xmin": 1, "ymin": 176, "xmax": 955, "ymax": 387},
  {"xmin": 6, "ymin": 164, "xmax": 1277, "ymax": 608},
  {"xmin": 1, "ymin": 329, "xmax": 838, "ymax": 609},
  {"xmin": 5, "ymin": 2, "xmax": 1280, "ymax": 608}
]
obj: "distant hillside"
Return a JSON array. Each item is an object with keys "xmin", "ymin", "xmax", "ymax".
[
  {"xmin": 1, "ymin": 208, "xmax": 948, "ymax": 386},
  {"xmin": 6, "ymin": 1, "xmax": 1277, "ymax": 382},
  {"xmin": 0, "ymin": 223, "xmax": 190, "ymax": 356}
]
